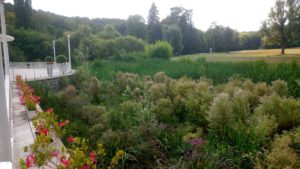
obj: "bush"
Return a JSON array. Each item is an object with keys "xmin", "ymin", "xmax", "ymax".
[
  {"xmin": 45, "ymin": 56, "xmax": 54, "ymax": 63},
  {"xmin": 255, "ymin": 129, "xmax": 300, "ymax": 169},
  {"xmin": 254, "ymin": 94, "xmax": 300, "ymax": 131},
  {"xmin": 207, "ymin": 93, "xmax": 234, "ymax": 129},
  {"xmin": 146, "ymin": 41, "xmax": 173, "ymax": 59},
  {"xmin": 271, "ymin": 79, "xmax": 288, "ymax": 97},
  {"xmin": 56, "ymin": 55, "xmax": 67, "ymax": 63}
]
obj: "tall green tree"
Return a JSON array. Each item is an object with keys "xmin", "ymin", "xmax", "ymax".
[
  {"xmin": 126, "ymin": 15, "xmax": 147, "ymax": 39},
  {"xmin": 263, "ymin": 0, "xmax": 300, "ymax": 54},
  {"xmin": 147, "ymin": 3, "xmax": 162, "ymax": 43},
  {"xmin": 206, "ymin": 24, "xmax": 240, "ymax": 52},
  {"xmin": 162, "ymin": 7, "xmax": 197, "ymax": 54},
  {"xmin": 24, "ymin": 0, "xmax": 32, "ymax": 28},
  {"xmin": 287, "ymin": 0, "xmax": 300, "ymax": 46},
  {"xmin": 162, "ymin": 24, "xmax": 183, "ymax": 55},
  {"xmin": 13, "ymin": 0, "xmax": 32, "ymax": 29}
]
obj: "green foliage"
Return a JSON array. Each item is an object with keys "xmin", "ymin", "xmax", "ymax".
[
  {"xmin": 56, "ymin": 55, "xmax": 67, "ymax": 63},
  {"xmin": 14, "ymin": 0, "xmax": 32, "ymax": 29},
  {"xmin": 271, "ymin": 79, "xmax": 289, "ymax": 97},
  {"xmin": 90, "ymin": 35, "xmax": 145, "ymax": 60},
  {"xmin": 255, "ymin": 128, "xmax": 300, "ymax": 169},
  {"xmin": 97, "ymin": 24, "xmax": 121, "ymax": 39},
  {"xmin": 207, "ymin": 93, "xmax": 234, "ymax": 129},
  {"xmin": 206, "ymin": 23, "xmax": 240, "ymax": 52},
  {"xmin": 147, "ymin": 3, "xmax": 162, "ymax": 43},
  {"xmin": 33, "ymin": 69, "xmax": 300, "ymax": 169},
  {"xmin": 262, "ymin": 0, "xmax": 300, "ymax": 53},
  {"xmin": 44, "ymin": 56, "xmax": 54, "ymax": 63},
  {"xmin": 162, "ymin": 24, "xmax": 183, "ymax": 55},
  {"xmin": 9, "ymin": 28, "xmax": 52, "ymax": 61},
  {"xmin": 146, "ymin": 41, "xmax": 173, "ymax": 59},
  {"xmin": 126, "ymin": 15, "xmax": 147, "ymax": 39},
  {"xmin": 255, "ymin": 94, "xmax": 300, "ymax": 131},
  {"xmin": 89, "ymin": 59, "xmax": 300, "ymax": 98}
]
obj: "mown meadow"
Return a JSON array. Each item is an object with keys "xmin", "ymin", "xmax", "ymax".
[{"xmin": 30, "ymin": 56, "xmax": 300, "ymax": 168}]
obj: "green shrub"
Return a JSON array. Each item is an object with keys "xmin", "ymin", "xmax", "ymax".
[
  {"xmin": 45, "ymin": 56, "xmax": 54, "ymax": 63},
  {"xmin": 255, "ymin": 129, "xmax": 300, "ymax": 169},
  {"xmin": 271, "ymin": 79, "xmax": 288, "ymax": 97},
  {"xmin": 56, "ymin": 55, "xmax": 67, "ymax": 63},
  {"xmin": 207, "ymin": 93, "xmax": 234, "ymax": 129},
  {"xmin": 146, "ymin": 41, "xmax": 173, "ymax": 59},
  {"xmin": 251, "ymin": 114, "xmax": 278, "ymax": 144},
  {"xmin": 255, "ymin": 94, "xmax": 300, "ymax": 131}
]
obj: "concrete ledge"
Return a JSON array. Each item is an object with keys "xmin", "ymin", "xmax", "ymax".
[{"xmin": 0, "ymin": 162, "xmax": 12, "ymax": 169}]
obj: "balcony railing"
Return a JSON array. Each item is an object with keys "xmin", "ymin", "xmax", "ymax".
[{"xmin": 10, "ymin": 62, "xmax": 74, "ymax": 81}]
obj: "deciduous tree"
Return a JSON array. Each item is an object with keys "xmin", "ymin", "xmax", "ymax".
[
  {"xmin": 126, "ymin": 15, "xmax": 147, "ymax": 39},
  {"xmin": 263, "ymin": 0, "xmax": 300, "ymax": 54}
]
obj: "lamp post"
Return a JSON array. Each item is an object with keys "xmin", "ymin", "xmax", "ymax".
[
  {"xmin": 67, "ymin": 34, "xmax": 71, "ymax": 70},
  {"xmin": 52, "ymin": 40, "xmax": 56, "ymax": 63}
]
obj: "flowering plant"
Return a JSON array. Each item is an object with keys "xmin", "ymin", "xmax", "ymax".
[
  {"xmin": 16, "ymin": 76, "xmax": 40, "ymax": 112},
  {"xmin": 18, "ymin": 76, "xmax": 127, "ymax": 169}
]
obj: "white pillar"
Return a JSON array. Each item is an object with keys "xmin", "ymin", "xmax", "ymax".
[
  {"xmin": 0, "ymin": 0, "xmax": 9, "ymax": 76},
  {"xmin": 53, "ymin": 40, "xmax": 56, "ymax": 63},
  {"xmin": 67, "ymin": 34, "xmax": 71, "ymax": 70},
  {"xmin": 0, "ymin": 0, "xmax": 12, "ymax": 162}
]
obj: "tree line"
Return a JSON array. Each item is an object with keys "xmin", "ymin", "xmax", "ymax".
[{"xmin": 4, "ymin": 0, "xmax": 300, "ymax": 61}]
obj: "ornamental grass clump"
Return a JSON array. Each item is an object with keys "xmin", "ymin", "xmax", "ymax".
[
  {"xmin": 255, "ymin": 128, "xmax": 300, "ymax": 169},
  {"xmin": 271, "ymin": 79, "xmax": 289, "ymax": 97},
  {"xmin": 207, "ymin": 93, "xmax": 234, "ymax": 129},
  {"xmin": 255, "ymin": 94, "xmax": 300, "ymax": 131}
]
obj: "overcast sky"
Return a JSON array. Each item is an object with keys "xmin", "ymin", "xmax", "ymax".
[{"xmin": 6, "ymin": 0, "xmax": 276, "ymax": 32}]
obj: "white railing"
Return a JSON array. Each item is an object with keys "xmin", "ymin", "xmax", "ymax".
[{"xmin": 10, "ymin": 62, "xmax": 73, "ymax": 81}]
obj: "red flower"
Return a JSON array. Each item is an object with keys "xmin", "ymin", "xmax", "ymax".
[
  {"xmin": 68, "ymin": 136, "xmax": 75, "ymax": 143},
  {"xmin": 89, "ymin": 151, "xmax": 97, "ymax": 164},
  {"xmin": 51, "ymin": 151, "xmax": 59, "ymax": 157},
  {"xmin": 46, "ymin": 108, "xmax": 53, "ymax": 113},
  {"xmin": 59, "ymin": 121, "xmax": 65, "ymax": 127},
  {"xmin": 80, "ymin": 164, "xmax": 89, "ymax": 169},
  {"xmin": 26, "ymin": 154, "xmax": 36, "ymax": 168},
  {"xmin": 40, "ymin": 128, "xmax": 49, "ymax": 136},
  {"xmin": 60, "ymin": 157, "xmax": 71, "ymax": 168}
]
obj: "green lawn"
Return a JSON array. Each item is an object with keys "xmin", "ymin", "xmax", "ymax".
[{"xmin": 172, "ymin": 48, "xmax": 300, "ymax": 62}]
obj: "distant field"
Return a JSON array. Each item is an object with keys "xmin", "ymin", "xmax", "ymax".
[{"xmin": 173, "ymin": 48, "xmax": 300, "ymax": 63}]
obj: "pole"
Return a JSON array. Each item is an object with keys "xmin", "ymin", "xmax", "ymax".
[
  {"xmin": 67, "ymin": 34, "xmax": 71, "ymax": 70},
  {"xmin": 53, "ymin": 40, "xmax": 56, "ymax": 63},
  {"xmin": 0, "ymin": 0, "xmax": 9, "ymax": 76},
  {"xmin": 0, "ymin": 0, "xmax": 12, "ymax": 162}
]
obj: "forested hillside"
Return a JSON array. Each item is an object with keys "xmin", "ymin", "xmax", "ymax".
[
  {"xmin": 4, "ymin": 1, "xmax": 300, "ymax": 62},
  {"xmin": 3, "ymin": 2, "xmax": 258, "ymax": 62}
]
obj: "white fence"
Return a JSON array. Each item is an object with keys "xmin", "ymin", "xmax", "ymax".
[{"xmin": 10, "ymin": 62, "xmax": 73, "ymax": 81}]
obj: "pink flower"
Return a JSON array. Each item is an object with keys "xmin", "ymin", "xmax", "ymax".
[
  {"xmin": 68, "ymin": 136, "xmax": 75, "ymax": 143},
  {"xmin": 59, "ymin": 122, "xmax": 65, "ymax": 127},
  {"xmin": 60, "ymin": 157, "xmax": 71, "ymax": 168},
  {"xmin": 46, "ymin": 108, "xmax": 53, "ymax": 113},
  {"xmin": 89, "ymin": 151, "xmax": 97, "ymax": 164},
  {"xmin": 26, "ymin": 154, "xmax": 36, "ymax": 168},
  {"xmin": 190, "ymin": 138, "xmax": 205, "ymax": 148},
  {"xmin": 80, "ymin": 164, "xmax": 89, "ymax": 169},
  {"xmin": 51, "ymin": 151, "xmax": 59, "ymax": 157}
]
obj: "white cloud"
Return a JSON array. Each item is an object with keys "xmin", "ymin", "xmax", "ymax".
[{"xmin": 5, "ymin": 0, "xmax": 276, "ymax": 31}]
